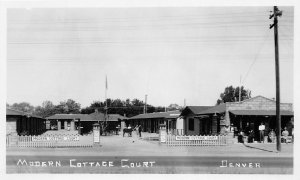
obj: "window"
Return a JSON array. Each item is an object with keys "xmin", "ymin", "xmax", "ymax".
[{"xmin": 189, "ymin": 118, "xmax": 194, "ymax": 131}]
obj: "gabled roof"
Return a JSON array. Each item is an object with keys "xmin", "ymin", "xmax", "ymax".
[
  {"xmin": 108, "ymin": 114, "xmax": 127, "ymax": 121},
  {"xmin": 6, "ymin": 108, "xmax": 25, "ymax": 116},
  {"xmin": 89, "ymin": 112, "xmax": 105, "ymax": 120},
  {"xmin": 6, "ymin": 108, "xmax": 43, "ymax": 119},
  {"xmin": 229, "ymin": 110, "xmax": 294, "ymax": 116},
  {"xmin": 196, "ymin": 103, "xmax": 226, "ymax": 115},
  {"xmin": 130, "ymin": 110, "xmax": 181, "ymax": 120},
  {"xmin": 87, "ymin": 112, "xmax": 127, "ymax": 121},
  {"xmin": 46, "ymin": 114, "xmax": 93, "ymax": 120},
  {"xmin": 46, "ymin": 113, "xmax": 127, "ymax": 122},
  {"xmin": 228, "ymin": 95, "xmax": 292, "ymax": 105},
  {"xmin": 180, "ymin": 106, "xmax": 212, "ymax": 116}
]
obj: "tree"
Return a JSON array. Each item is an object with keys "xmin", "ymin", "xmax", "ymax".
[
  {"xmin": 81, "ymin": 98, "xmax": 148, "ymax": 118},
  {"xmin": 54, "ymin": 99, "xmax": 81, "ymax": 114},
  {"xmin": 168, "ymin": 103, "xmax": 182, "ymax": 111},
  {"xmin": 82, "ymin": 98, "xmax": 182, "ymax": 118},
  {"xmin": 81, "ymin": 101, "xmax": 105, "ymax": 114},
  {"xmin": 34, "ymin": 100, "xmax": 55, "ymax": 118},
  {"xmin": 131, "ymin": 98, "xmax": 144, "ymax": 106},
  {"xmin": 155, "ymin": 106, "xmax": 166, "ymax": 112},
  {"xmin": 216, "ymin": 85, "xmax": 251, "ymax": 105},
  {"xmin": 11, "ymin": 102, "xmax": 35, "ymax": 113}
]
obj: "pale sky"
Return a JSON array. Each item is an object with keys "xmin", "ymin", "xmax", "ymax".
[{"xmin": 6, "ymin": 7, "xmax": 294, "ymax": 108}]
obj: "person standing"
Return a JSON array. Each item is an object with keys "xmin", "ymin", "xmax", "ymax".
[
  {"xmin": 135, "ymin": 125, "xmax": 139, "ymax": 136},
  {"xmin": 116, "ymin": 124, "xmax": 120, "ymax": 135},
  {"xmin": 282, "ymin": 127, "xmax": 289, "ymax": 144},
  {"xmin": 238, "ymin": 130, "xmax": 244, "ymax": 143},
  {"xmin": 248, "ymin": 129, "xmax": 254, "ymax": 143},
  {"xmin": 128, "ymin": 124, "xmax": 132, "ymax": 137},
  {"xmin": 268, "ymin": 129, "xmax": 276, "ymax": 143},
  {"xmin": 138, "ymin": 124, "xmax": 142, "ymax": 138},
  {"xmin": 245, "ymin": 123, "xmax": 251, "ymax": 136},
  {"xmin": 259, "ymin": 122, "xmax": 265, "ymax": 143}
]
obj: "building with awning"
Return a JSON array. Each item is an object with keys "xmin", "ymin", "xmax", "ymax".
[
  {"xmin": 180, "ymin": 95, "xmax": 294, "ymax": 139},
  {"xmin": 6, "ymin": 108, "xmax": 46, "ymax": 135},
  {"xmin": 129, "ymin": 111, "xmax": 181, "ymax": 133}
]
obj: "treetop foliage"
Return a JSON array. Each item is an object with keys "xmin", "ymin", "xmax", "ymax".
[{"xmin": 216, "ymin": 85, "xmax": 252, "ymax": 105}]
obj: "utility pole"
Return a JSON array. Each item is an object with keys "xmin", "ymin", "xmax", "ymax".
[{"xmin": 270, "ymin": 6, "xmax": 282, "ymax": 152}]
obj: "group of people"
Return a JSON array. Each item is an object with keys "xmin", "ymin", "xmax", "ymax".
[
  {"xmin": 124, "ymin": 124, "xmax": 143, "ymax": 138},
  {"xmin": 235, "ymin": 122, "xmax": 292, "ymax": 144},
  {"xmin": 258, "ymin": 123, "xmax": 292, "ymax": 144}
]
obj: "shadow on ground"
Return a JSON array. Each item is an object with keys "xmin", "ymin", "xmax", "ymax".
[{"xmin": 242, "ymin": 143, "xmax": 277, "ymax": 153}]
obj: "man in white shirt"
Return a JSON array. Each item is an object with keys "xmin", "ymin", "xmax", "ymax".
[{"xmin": 259, "ymin": 123, "xmax": 265, "ymax": 143}]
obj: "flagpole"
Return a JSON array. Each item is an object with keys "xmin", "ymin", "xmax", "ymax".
[
  {"xmin": 105, "ymin": 75, "xmax": 107, "ymax": 108},
  {"xmin": 105, "ymin": 75, "xmax": 108, "ymax": 135}
]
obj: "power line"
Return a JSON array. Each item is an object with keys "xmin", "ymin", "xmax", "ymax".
[
  {"xmin": 8, "ymin": 36, "xmax": 292, "ymax": 45},
  {"xmin": 242, "ymin": 29, "xmax": 272, "ymax": 84},
  {"xmin": 8, "ymin": 12, "xmax": 287, "ymax": 24}
]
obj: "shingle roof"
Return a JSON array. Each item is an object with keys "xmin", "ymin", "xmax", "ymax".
[
  {"xmin": 6, "ymin": 108, "xmax": 25, "ymax": 116},
  {"xmin": 89, "ymin": 112, "xmax": 105, "ymax": 120},
  {"xmin": 108, "ymin": 114, "xmax": 127, "ymax": 121},
  {"xmin": 130, "ymin": 111, "xmax": 181, "ymax": 120},
  {"xmin": 46, "ymin": 114, "xmax": 93, "ymax": 121},
  {"xmin": 196, "ymin": 103, "xmax": 226, "ymax": 115},
  {"xmin": 46, "ymin": 113, "xmax": 127, "ymax": 122},
  {"xmin": 181, "ymin": 106, "xmax": 212, "ymax": 116},
  {"xmin": 229, "ymin": 110, "xmax": 294, "ymax": 116},
  {"xmin": 188, "ymin": 106, "xmax": 214, "ymax": 114},
  {"xmin": 6, "ymin": 108, "xmax": 44, "ymax": 119}
]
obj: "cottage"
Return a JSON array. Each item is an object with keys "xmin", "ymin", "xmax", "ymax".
[
  {"xmin": 180, "ymin": 106, "xmax": 213, "ymax": 135},
  {"xmin": 46, "ymin": 111, "xmax": 127, "ymax": 134},
  {"xmin": 6, "ymin": 108, "xmax": 46, "ymax": 135},
  {"xmin": 46, "ymin": 114, "xmax": 93, "ymax": 133},
  {"xmin": 129, "ymin": 111, "xmax": 181, "ymax": 134}
]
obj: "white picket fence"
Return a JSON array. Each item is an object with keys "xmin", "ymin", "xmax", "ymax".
[
  {"xmin": 6, "ymin": 134, "xmax": 94, "ymax": 148},
  {"xmin": 165, "ymin": 135, "xmax": 227, "ymax": 146}
]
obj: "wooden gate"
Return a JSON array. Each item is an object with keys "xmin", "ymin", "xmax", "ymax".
[{"xmin": 165, "ymin": 135, "xmax": 227, "ymax": 146}]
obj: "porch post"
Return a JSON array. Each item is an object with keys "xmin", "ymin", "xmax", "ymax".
[
  {"xmin": 71, "ymin": 119, "xmax": 75, "ymax": 131},
  {"xmin": 64, "ymin": 121, "xmax": 68, "ymax": 130},
  {"xmin": 31, "ymin": 118, "xmax": 34, "ymax": 134},
  {"xmin": 31, "ymin": 117, "xmax": 36, "ymax": 135},
  {"xmin": 26, "ymin": 117, "xmax": 30, "ymax": 133},
  {"xmin": 22, "ymin": 116, "xmax": 26, "ymax": 133},
  {"xmin": 212, "ymin": 114, "xmax": 218, "ymax": 135},
  {"xmin": 57, "ymin": 120, "xmax": 61, "ymax": 130},
  {"xmin": 225, "ymin": 110, "xmax": 230, "ymax": 126}
]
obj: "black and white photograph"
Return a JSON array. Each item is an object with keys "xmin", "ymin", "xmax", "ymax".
[{"xmin": 1, "ymin": 0, "xmax": 298, "ymax": 177}]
